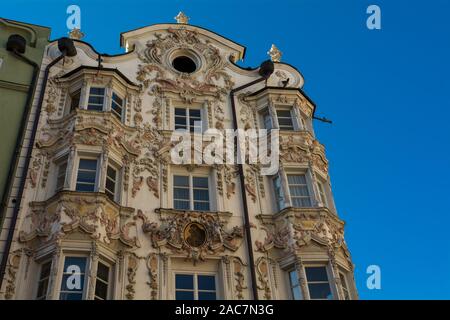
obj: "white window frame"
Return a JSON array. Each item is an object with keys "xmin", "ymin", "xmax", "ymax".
[
  {"xmin": 75, "ymin": 156, "xmax": 100, "ymax": 192},
  {"xmin": 286, "ymin": 172, "xmax": 313, "ymax": 208},
  {"xmin": 105, "ymin": 161, "xmax": 121, "ymax": 203},
  {"xmin": 272, "ymin": 174, "xmax": 285, "ymax": 211},
  {"xmin": 111, "ymin": 91, "xmax": 125, "ymax": 122},
  {"xmin": 172, "ymin": 173, "xmax": 211, "ymax": 211},
  {"xmin": 316, "ymin": 180, "xmax": 328, "ymax": 207},
  {"xmin": 173, "ymin": 106, "xmax": 204, "ymax": 132},
  {"xmin": 36, "ymin": 260, "xmax": 52, "ymax": 300},
  {"xmin": 87, "ymin": 86, "xmax": 107, "ymax": 111},
  {"xmin": 304, "ymin": 264, "xmax": 334, "ymax": 300},
  {"xmin": 174, "ymin": 271, "xmax": 218, "ymax": 300},
  {"xmin": 339, "ymin": 271, "xmax": 351, "ymax": 300},
  {"xmin": 94, "ymin": 259, "xmax": 114, "ymax": 300},
  {"xmin": 274, "ymin": 105, "xmax": 299, "ymax": 131},
  {"xmin": 54, "ymin": 155, "xmax": 69, "ymax": 193}
]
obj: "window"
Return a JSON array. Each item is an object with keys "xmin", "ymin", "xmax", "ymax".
[
  {"xmin": 263, "ymin": 110, "xmax": 273, "ymax": 130},
  {"xmin": 36, "ymin": 261, "xmax": 52, "ymax": 300},
  {"xmin": 305, "ymin": 266, "xmax": 332, "ymax": 300},
  {"xmin": 317, "ymin": 181, "xmax": 327, "ymax": 206},
  {"xmin": 287, "ymin": 174, "xmax": 312, "ymax": 207},
  {"xmin": 173, "ymin": 175, "xmax": 210, "ymax": 211},
  {"xmin": 340, "ymin": 272, "xmax": 351, "ymax": 300},
  {"xmin": 55, "ymin": 157, "xmax": 68, "ymax": 191},
  {"xmin": 94, "ymin": 262, "xmax": 111, "ymax": 300},
  {"xmin": 175, "ymin": 108, "xmax": 202, "ymax": 132},
  {"xmin": 59, "ymin": 257, "xmax": 87, "ymax": 300},
  {"xmin": 273, "ymin": 175, "xmax": 285, "ymax": 211},
  {"xmin": 276, "ymin": 109, "xmax": 295, "ymax": 131},
  {"xmin": 69, "ymin": 89, "xmax": 81, "ymax": 113},
  {"xmin": 175, "ymin": 274, "xmax": 216, "ymax": 300},
  {"xmin": 76, "ymin": 159, "xmax": 98, "ymax": 192},
  {"xmin": 105, "ymin": 165, "xmax": 119, "ymax": 202},
  {"xmin": 172, "ymin": 56, "xmax": 197, "ymax": 73},
  {"xmin": 288, "ymin": 270, "xmax": 303, "ymax": 300},
  {"xmin": 87, "ymin": 87, "xmax": 105, "ymax": 111},
  {"xmin": 111, "ymin": 92, "xmax": 124, "ymax": 121}
]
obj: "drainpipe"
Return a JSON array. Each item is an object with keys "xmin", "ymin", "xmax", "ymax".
[
  {"xmin": 229, "ymin": 60, "xmax": 274, "ymax": 300},
  {"xmin": 0, "ymin": 37, "xmax": 77, "ymax": 290}
]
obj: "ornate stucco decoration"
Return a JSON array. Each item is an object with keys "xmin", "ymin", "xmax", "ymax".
[
  {"xmin": 255, "ymin": 207, "xmax": 353, "ymax": 269},
  {"xmin": 135, "ymin": 209, "xmax": 244, "ymax": 264},
  {"xmin": 136, "ymin": 27, "xmax": 234, "ymax": 108},
  {"xmin": 279, "ymin": 132, "xmax": 329, "ymax": 174},
  {"xmin": 18, "ymin": 191, "xmax": 140, "ymax": 249},
  {"xmin": 175, "ymin": 11, "xmax": 189, "ymax": 24},
  {"xmin": 233, "ymin": 257, "xmax": 248, "ymax": 299},
  {"xmin": 256, "ymin": 257, "xmax": 273, "ymax": 299},
  {"xmin": 268, "ymin": 44, "xmax": 282, "ymax": 62},
  {"xmin": 3, "ymin": 249, "xmax": 22, "ymax": 300}
]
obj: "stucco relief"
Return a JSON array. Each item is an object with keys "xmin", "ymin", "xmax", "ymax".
[
  {"xmin": 135, "ymin": 209, "xmax": 244, "ymax": 264},
  {"xmin": 18, "ymin": 192, "xmax": 139, "ymax": 248}
]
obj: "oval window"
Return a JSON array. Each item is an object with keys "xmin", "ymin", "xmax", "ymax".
[{"xmin": 172, "ymin": 56, "xmax": 197, "ymax": 73}]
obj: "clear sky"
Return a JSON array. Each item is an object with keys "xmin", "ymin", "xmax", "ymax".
[{"xmin": 2, "ymin": 0, "xmax": 450, "ymax": 299}]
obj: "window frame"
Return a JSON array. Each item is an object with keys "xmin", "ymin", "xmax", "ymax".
[
  {"xmin": 173, "ymin": 174, "xmax": 211, "ymax": 211},
  {"xmin": 272, "ymin": 174, "xmax": 285, "ymax": 211},
  {"xmin": 36, "ymin": 260, "xmax": 52, "ymax": 300},
  {"xmin": 105, "ymin": 161, "xmax": 121, "ymax": 203},
  {"xmin": 304, "ymin": 264, "xmax": 334, "ymax": 300},
  {"xmin": 75, "ymin": 156, "xmax": 100, "ymax": 193},
  {"xmin": 55, "ymin": 155, "xmax": 68, "ymax": 192},
  {"xmin": 87, "ymin": 86, "xmax": 106, "ymax": 111},
  {"xmin": 111, "ymin": 91, "xmax": 125, "ymax": 122},
  {"xmin": 174, "ymin": 106, "xmax": 204, "ymax": 133},
  {"xmin": 339, "ymin": 272, "xmax": 351, "ymax": 300},
  {"xmin": 286, "ymin": 173, "xmax": 313, "ymax": 208},
  {"xmin": 58, "ymin": 254, "xmax": 89, "ymax": 300},
  {"xmin": 316, "ymin": 180, "xmax": 328, "ymax": 207},
  {"xmin": 174, "ymin": 272, "xmax": 218, "ymax": 300},
  {"xmin": 94, "ymin": 259, "xmax": 114, "ymax": 300}
]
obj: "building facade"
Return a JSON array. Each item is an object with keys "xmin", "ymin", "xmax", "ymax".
[{"xmin": 0, "ymin": 14, "xmax": 357, "ymax": 300}]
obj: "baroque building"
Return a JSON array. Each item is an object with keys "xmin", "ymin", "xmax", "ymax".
[{"xmin": 0, "ymin": 13, "xmax": 357, "ymax": 300}]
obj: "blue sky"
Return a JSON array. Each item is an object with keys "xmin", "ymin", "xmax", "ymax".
[{"xmin": 3, "ymin": 0, "xmax": 450, "ymax": 299}]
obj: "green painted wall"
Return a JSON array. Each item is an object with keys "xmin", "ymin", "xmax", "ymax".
[{"xmin": 0, "ymin": 18, "xmax": 50, "ymax": 223}]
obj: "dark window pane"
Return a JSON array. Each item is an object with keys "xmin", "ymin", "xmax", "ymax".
[
  {"xmin": 59, "ymin": 292, "xmax": 83, "ymax": 300},
  {"xmin": 277, "ymin": 110, "xmax": 291, "ymax": 117},
  {"xmin": 193, "ymin": 177, "xmax": 208, "ymax": 188},
  {"xmin": 174, "ymin": 188, "xmax": 189, "ymax": 200},
  {"xmin": 76, "ymin": 183, "xmax": 95, "ymax": 192},
  {"xmin": 198, "ymin": 291, "xmax": 216, "ymax": 300},
  {"xmin": 189, "ymin": 109, "xmax": 201, "ymax": 117},
  {"xmin": 97, "ymin": 263, "xmax": 109, "ymax": 282},
  {"xmin": 87, "ymin": 104, "xmax": 103, "ymax": 111},
  {"xmin": 174, "ymin": 200, "xmax": 190, "ymax": 210},
  {"xmin": 194, "ymin": 201, "xmax": 210, "ymax": 211},
  {"xmin": 175, "ymin": 108, "xmax": 186, "ymax": 116},
  {"xmin": 308, "ymin": 283, "xmax": 332, "ymax": 300},
  {"xmin": 64, "ymin": 257, "xmax": 86, "ymax": 271},
  {"xmin": 305, "ymin": 267, "xmax": 329, "ymax": 282},
  {"xmin": 36, "ymin": 279, "xmax": 48, "ymax": 299},
  {"xmin": 107, "ymin": 167, "xmax": 117, "ymax": 180},
  {"xmin": 76, "ymin": 171, "xmax": 96, "ymax": 184},
  {"xmin": 174, "ymin": 175, "xmax": 189, "ymax": 187},
  {"xmin": 193, "ymin": 189, "xmax": 209, "ymax": 201},
  {"xmin": 95, "ymin": 281, "xmax": 108, "ymax": 300},
  {"xmin": 88, "ymin": 96, "xmax": 104, "ymax": 105},
  {"xmin": 70, "ymin": 90, "xmax": 81, "ymax": 111},
  {"xmin": 289, "ymin": 271, "xmax": 299, "ymax": 287},
  {"xmin": 40, "ymin": 261, "xmax": 52, "ymax": 279},
  {"xmin": 106, "ymin": 179, "xmax": 115, "ymax": 193},
  {"xmin": 90, "ymin": 87, "xmax": 105, "ymax": 95},
  {"xmin": 176, "ymin": 274, "xmax": 194, "ymax": 290},
  {"xmin": 112, "ymin": 93, "xmax": 123, "ymax": 105},
  {"xmin": 198, "ymin": 275, "xmax": 215, "ymax": 291},
  {"xmin": 176, "ymin": 291, "xmax": 194, "ymax": 300},
  {"xmin": 79, "ymin": 159, "xmax": 97, "ymax": 171}
]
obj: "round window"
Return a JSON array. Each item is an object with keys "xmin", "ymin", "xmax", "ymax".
[{"xmin": 172, "ymin": 56, "xmax": 197, "ymax": 73}]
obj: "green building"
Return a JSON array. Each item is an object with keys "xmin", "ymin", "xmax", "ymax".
[{"xmin": 0, "ymin": 18, "xmax": 50, "ymax": 232}]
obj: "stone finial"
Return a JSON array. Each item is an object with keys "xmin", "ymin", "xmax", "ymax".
[
  {"xmin": 175, "ymin": 11, "xmax": 189, "ymax": 24},
  {"xmin": 267, "ymin": 44, "xmax": 282, "ymax": 62},
  {"xmin": 68, "ymin": 28, "xmax": 85, "ymax": 40}
]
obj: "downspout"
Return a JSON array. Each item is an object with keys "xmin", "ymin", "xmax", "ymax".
[
  {"xmin": 0, "ymin": 37, "xmax": 77, "ymax": 290},
  {"xmin": 229, "ymin": 60, "xmax": 274, "ymax": 300}
]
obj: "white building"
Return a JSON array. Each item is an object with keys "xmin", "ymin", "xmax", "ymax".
[{"xmin": 0, "ymin": 13, "xmax": 357, "ymax": 300}]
